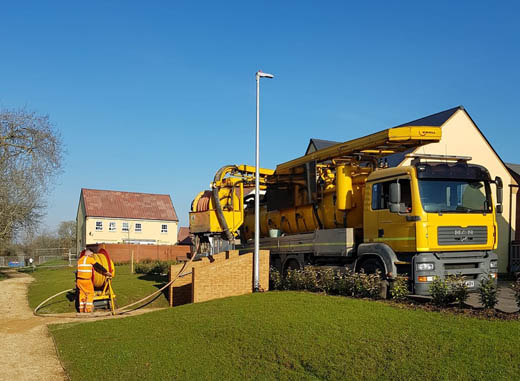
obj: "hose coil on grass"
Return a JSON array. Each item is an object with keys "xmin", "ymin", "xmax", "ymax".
[{"xmin": 33, "ymin": 253, "xmax": 195, "ymax": 319}]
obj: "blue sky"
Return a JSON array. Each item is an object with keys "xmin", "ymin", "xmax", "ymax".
[{"xmin": 1, "ymin": 1, "xmax": 519, "ymax": 231}]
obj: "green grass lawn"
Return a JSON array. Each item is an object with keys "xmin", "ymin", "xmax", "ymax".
[
  {"xmin": 49, "ymin": 291, "xmax": 520, "ymax": 380},
  {"xmin": 28, "ymin": 263, "xmax": 169, "ymax": 313}
]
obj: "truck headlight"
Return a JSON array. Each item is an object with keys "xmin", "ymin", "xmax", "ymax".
[
  {"xmin": 490, "ymin": 260, "xmax": 498, "ymax": 269},
  {"xmin": 417, "ymin": 263, "xmax": 435, "ymax": 271}
]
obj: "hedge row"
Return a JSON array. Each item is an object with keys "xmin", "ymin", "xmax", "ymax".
[
  {"xmin": 134, "ymin": 260, "xmax": 178, "ymax": 275},
  {"xmin": 271, "ymin": 266, "xmax": 510, "ymax": 311},
  {"xmin": 270, "ymin": 267, "xmax": 408, "ymax": 301}
]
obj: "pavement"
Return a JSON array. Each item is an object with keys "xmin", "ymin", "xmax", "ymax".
[{"xmin": 466, "ymin": 280, "xmax": 519, "ymax": 313}]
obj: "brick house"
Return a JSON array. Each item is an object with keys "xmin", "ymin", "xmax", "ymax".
[{"xmin": 76, "ymin": 188, "xmax": 179, "ymax": 253}]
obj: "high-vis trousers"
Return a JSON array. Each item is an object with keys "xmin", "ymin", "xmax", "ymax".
[{"xmin": 77, "ymin": 279, "xmax": 94, "ymax": 312}]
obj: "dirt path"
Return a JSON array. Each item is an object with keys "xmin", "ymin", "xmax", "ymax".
[
  {"xmin": 0, "ymin": 270, "xmax": 167, "ymax": 380},
  {"xmin": 0, "ymin": 270, "xmax": 71, "ymax": 380}
]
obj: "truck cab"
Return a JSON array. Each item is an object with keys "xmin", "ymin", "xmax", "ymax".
[{"xmin": 362, "ymin": 155, "xmax": 501, "ymax": 295}]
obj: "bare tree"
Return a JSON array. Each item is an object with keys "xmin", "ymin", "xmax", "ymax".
[
  {"xmin": 57, "ymin": 220, "xmax": 76, "ymax": 249},
  {"xmin": 0, "ymin": 108, "xmax": 63, "ymax": 251}
]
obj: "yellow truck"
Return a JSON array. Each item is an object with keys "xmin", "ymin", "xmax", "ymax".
[{"xmin": 189, "ymin": 125, "xmax": 502, "ymax": 295}]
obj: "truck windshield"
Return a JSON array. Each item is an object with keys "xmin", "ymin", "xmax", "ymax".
[{"xmin": 418, "ymin": 179, "xmax": 492, "ymax": 213}]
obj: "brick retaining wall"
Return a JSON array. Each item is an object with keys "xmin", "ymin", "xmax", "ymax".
[
  {"xmin": 168, "ymin": 250, "xmax": 269, "ymax": 306},
  {"xmin": 89, "ymin": 243, "xmax": 191, "ymax": 263}
]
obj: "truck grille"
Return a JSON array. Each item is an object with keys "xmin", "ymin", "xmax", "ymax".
[{"xmin": 437, "ymin": 226, "xmax": 487, "ymax": 246}]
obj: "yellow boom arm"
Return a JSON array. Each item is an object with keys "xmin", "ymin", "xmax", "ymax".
[{"xmin": 276, "ymin": 126, "xmax": 442, "ymax": 174}]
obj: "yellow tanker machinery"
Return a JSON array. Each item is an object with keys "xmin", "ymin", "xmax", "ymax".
[
  {"xmin": 190, "ymin": 125, "xmax": 502, "ymax": 296},
  {"xmin": 190, "ymin": 164, "xmax": 274, "ymax": 254}
]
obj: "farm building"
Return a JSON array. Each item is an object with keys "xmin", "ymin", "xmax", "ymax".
[
  {"xmin": 307, "ymin": 106, "xmax": 518, "ymax": 273},
  {"xmin": 76, "ymin": 188, "xmax": 179, "ymax": 254}
]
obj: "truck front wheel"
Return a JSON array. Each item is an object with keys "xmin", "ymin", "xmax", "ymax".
[
  {"xmin": 358, "ymin": 257, "xmax": 385, "ymax": 275},
  {"xmin": 358, "ymin": 258, "xmax": 388, "ymax": 299}
]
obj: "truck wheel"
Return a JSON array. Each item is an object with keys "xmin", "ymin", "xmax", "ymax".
[
  {"xmin": 283, "ymin": 259, "xmax": 301, "ymax": 275},
  {"xmin": 359, "ymin": 258, "xmax": 388, "ymax": 299},
  {"xmin": 358, "ymin": 258, "xmax": 385, "ymax": 275}
]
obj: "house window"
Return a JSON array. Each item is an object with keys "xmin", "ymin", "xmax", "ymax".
[
  {"xmin": 161, "ymin": 224, "xmax": 168, "ymax": 233},
  {"xmin": 109, "ymin": 222, "xmax": 116, "ymax": 232},
  {"xmin": 135, "ymin": 223, "xmax": 142, "ymax": 232},
  {"xmin": 122, "ymin": 222, "xmax": 129, "ymax": 232},
  {"xmin": 96, "ymin": 221, "xmax": 103, "ymax": 231}
]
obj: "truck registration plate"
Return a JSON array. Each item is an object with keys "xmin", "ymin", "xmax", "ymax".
[{"xmin": 465, "ymin": 280, "xmax": 475, "ymax": 288}]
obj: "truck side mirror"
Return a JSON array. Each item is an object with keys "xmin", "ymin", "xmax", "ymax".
[
  {"xmin": 495, "ymin": 176, "xmax": 503, "ymax": 205},
  {"xmin": 389, "ymin": 182, "xmax": 401, "ymax": 213}
]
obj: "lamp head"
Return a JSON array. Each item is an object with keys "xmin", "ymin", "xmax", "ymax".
[{"xmin": 256, "ymin": 70, "xmax": 274, "ymax": 79}]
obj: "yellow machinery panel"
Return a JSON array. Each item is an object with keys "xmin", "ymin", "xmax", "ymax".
[{"xmin": 189, "ymin": 165, "xmax": 274, "ymax": 239}]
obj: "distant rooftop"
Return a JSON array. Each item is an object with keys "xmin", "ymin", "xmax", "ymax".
[
  {"xmin": 177, "ymin": 227, "xmax": 192, "ymax": 245},
  {"xmin": 395, "ymin": 106, "xmax": 461, "ymax": 128},
  {"xmin": 506, "ymin": 163, "xmax": 520, "ymax": 184},
  {"xmin": 306, "ymin": 106, "xmax": 464, "ymax": 165}
]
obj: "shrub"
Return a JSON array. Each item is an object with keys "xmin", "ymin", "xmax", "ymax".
[
  {"xmin": 336, "ymin": 268, "xmax": 355, "ymax": 297},
  {"xmin": 299, "ymin": 268, "xmax": 319, "ymax": 292},
  {"xmin": 478, "ymin": 275, "xmax": 498, "ymax": 309},
  {"xmin": 429, "ymin": 277, "xmax": 455, "ymax": 307},
  {"xmin": 390, "ymin": 276, "xmax": 409, "ymax": 301},
  {"xmin": 316, "ymin": 268, "xmax": 336, "ymax": 294},
  {"xmin": 134, "ymin": 260, "xmax": 178, "ymax": 275},
  {"xmin": 269, "ymin": 267, "xmax": 283, "ymax": 290},
  {"xmin": 449, "ymin": 274, "xmax": 469, "ymax": 308},
  {"xmin": 283, "ymin": 269, "xmax": 304, "ymax": 290},
  {"xmin": 351, "ymin": 270, "xmax": 382, "ymax": 299},
  {"xmin": 510, "ymin": 280, "xmax": 520, "ymax": 309}
]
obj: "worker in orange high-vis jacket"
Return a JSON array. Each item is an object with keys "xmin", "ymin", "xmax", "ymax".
[{"xmin": 76, "ymin": 248, "xmax": 112, "ymax": 313}]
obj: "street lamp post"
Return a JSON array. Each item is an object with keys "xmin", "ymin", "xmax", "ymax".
[{"xmin": 255, "ymin": 70, "xmax": 274, "ymax": 291}]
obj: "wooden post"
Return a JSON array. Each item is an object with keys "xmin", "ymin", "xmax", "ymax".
[{"xmin": 131, "ymin": 250, "xmax": 134, "ymax": 274}]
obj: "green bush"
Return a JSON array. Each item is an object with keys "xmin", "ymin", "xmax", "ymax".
[
  {"xmin": 352, "ymin": 270, "xmax": 382, "ymax": 299},
  {"xmin": 510, "ymin": 279, "xmax": 520, "ymax": 309},
  {"xmin": 269, "ymin": 266, "xmax": 283, "ymax": 290},
  {"xmin": 390, "ymin": 276, "xmax": 409, "ymax": 301},
  {"xmin": 299, "ymin": 268, "xmax": 319, "ymax": 292},
  {"xmin": 316, "ymin": 268, "xmax": 336, "ymax": 294},
  {"xmin": 449, "ymin": 275, "xmax": 469, "ymax": 308},
  {"xmin": 428, "ymin": 275, "xmax": 469, "ymax": 308},
  {"xmin": 336, "ymin": 269, "xmax": 356, "ymax": 296},
  {"xmin": 429, "ymin": 277, "xmax": 455, "ymax": 307},
  {"xmin": 478, "ymin": 275, "xmax": 498, "ymax": 309},
  {"xmin": 283, "ymin": 269, "xmax": 303, "ymax": 290}
]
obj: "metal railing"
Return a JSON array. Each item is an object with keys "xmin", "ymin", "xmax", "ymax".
[
  {"xmin": 0, "ymin": 256, "xmax": 27, "ymax": 268},
  {"xmin": 0, "ymin": 249, "xmax": 77, "ymax": 268}
]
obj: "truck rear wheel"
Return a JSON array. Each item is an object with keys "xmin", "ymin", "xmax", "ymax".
[{"xmin": 283, "ymin": 259, "xmax": 301, "ymax": 275}]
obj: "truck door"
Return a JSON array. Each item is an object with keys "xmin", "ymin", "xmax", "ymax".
[{"xmin": 371, "ymin": 177, "xmax": 416, "ymax": 253}]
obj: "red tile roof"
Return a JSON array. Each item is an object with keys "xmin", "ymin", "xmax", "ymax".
[
  {"xmin": 81, "ymin": 188, "xmax": 178, "ymax": 221},
  {"xmin": 177, "ymin": 227, "xmax": 192, "ymax": 244}
]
